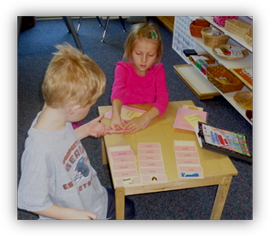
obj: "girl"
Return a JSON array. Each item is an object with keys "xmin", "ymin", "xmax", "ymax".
[{"xmin": 110, "ymin": 22, "xmax": 169, "ymax": 133}]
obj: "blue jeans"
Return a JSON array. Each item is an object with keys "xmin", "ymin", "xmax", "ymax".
[{"xmin": 106, "ymin": 188, "xmax": 135, "ymax": 220}]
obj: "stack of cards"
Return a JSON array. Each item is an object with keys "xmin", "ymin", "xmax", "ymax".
[
  {"xmin": 174, "ymin": 140, "xmax": 204, "ymax": 178},
  {"xmin": 107, "ymin": 145, "xmax": 142, "ymax": 187},
  {"xmin": 138, "ymin": 143, "xmax": 168, "ymax": 183}
]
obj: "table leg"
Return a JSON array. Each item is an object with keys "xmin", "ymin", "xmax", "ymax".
[
  {"xmin": 210, "ymin": 176, "xmax": 233, "ymax": 220},
  {"xmin": 115, "ymin": 187, "xmax": 125, "ymax": 220},
  {"xmin": 101, "ymin": 137, "xmax": 108, "ymax": 165}
]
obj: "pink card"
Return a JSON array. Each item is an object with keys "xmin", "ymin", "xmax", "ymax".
[
  {"xmin": 110, "ymin": 150, "xmax": 134, "ymax": 157},
  {"xmin": 140, "ymin": 167, "xmax": 165, "ymax": 175},
  {"xmin": 114, "ymin": 176, "xmax": 142, "ymax": 187},
  {"xmin": 178, "ymin": 166, "xmax": 203, "ymax": 173},
  {"xmin": 113, "ymin": 169, "xmax": 138, "ymax": 178},
  {"xmin": 112, "ymin": 156, "xmax": 136, "ymax": 163},
  {"xmin": 139, "ymin": 160, "xmax": 163, "ymax": 168},
  {"xmin": 175, "ymin": 152, "xmax": 199, "ymax": 158},
  {"xmin": 138, "ymin": 149, "xmax": 161, "ymax": 155},
  {"xmin": 138, "ymin": 143, "xmax": 161, "ymax": 149},
  {"xmin": 173, "ymin": 107, "xmax": 207, "ymax": 131},
  {"xmin": 174, "ymin": 146, "xmax": 197, "ymax": 152},
  {"xmin": 176, "ymin": 158, "xmax": 201, "ymax": 165},
  {"xmin": 138, "ymin": 154, "xmax": 162, "ymax": 161},
  {"xmin": 112, "ymin": 162, "xmax": 137, "ymax": 171},
  {"xmin": 141, "ymin": 174, "xmax": 168, "ymax": 182}
]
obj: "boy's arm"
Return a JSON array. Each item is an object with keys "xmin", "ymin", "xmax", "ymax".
[
  {"xmin": 75, "ymin": 114, "xmax": 126, "ymax": 140},
  {"xmin": 34, "ymin": 204, "xmax": 97, "ymax": 220}
]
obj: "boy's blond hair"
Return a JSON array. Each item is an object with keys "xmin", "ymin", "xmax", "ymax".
[
  {"xmin": 42, "ymin": 43, "xmax": 106, "ymax": 108},
  {"xmin": 123, "ymin": 22, "xmax": 163, "ymax": 62}
]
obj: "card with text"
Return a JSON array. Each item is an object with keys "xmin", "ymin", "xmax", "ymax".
[
  {"xmin": 107, "ymin": 145, "xmax": 141, "ymax": 187},
  {"xmin": 174, "ymin": 140, "xmax": 204, "ymax": 179},
  {"xmin": 138, "ymin": 143, "xmax": 168, "ymax": 183}
]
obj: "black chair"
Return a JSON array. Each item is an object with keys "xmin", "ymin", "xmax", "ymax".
[
  {"xmin": 101, "ymin": 16, "xmax": 127, "ymax": 42},
  {"xmin": 76, "ymin": 16, "xmax": 127, "ymax": 42},
  {"xmin": 77, "ymin": 16, "xmax": 103, "ymax": 33}
]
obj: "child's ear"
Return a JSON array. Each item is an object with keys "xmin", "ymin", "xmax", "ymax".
[{"xmin": 69, "ymin": 104, "xmax": 81, "ymax": 115}]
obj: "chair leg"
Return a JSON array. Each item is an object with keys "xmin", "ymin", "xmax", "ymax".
[
  {"xmin": 119, "ymin": 16, "xmax": 127, "ymax": 32},
  {"xmin": 96, "ymin": 16, "xmax": 103, "ymax": 27},
  {"xmin": 77, "ymin": 16, "xmax": 83, "ymax": 33},
  {"xmin": 101, "ymin": 16, "xmax": 110, "ymax": 43},
  {"xmin": 62, "ymin": 16, "xmax": 84, "ymax": 53}
]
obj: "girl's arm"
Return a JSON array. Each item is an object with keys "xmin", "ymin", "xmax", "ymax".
[
  {"xmin": 110, "ymin": 99, "xmax": 126, "ymax": 130},
  {"xmin": 151, "ymin": 64, "xmax": 169, "ymax": 115}
]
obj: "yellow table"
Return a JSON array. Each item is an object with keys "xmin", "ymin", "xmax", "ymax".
[{"xmin": 98, "ymin": 101, "xmax": 238, "ymax": 220}]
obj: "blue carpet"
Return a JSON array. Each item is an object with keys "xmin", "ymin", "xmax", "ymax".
[{"xmin": 17, "ymin": 17, "xmax": 252, "ymax": 220}]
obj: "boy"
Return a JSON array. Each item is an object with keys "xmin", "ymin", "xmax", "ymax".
[{"xmin": 18, "ymin": 43, "xmax": 135, "ymax": 220}]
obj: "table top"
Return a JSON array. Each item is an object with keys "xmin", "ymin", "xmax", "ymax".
[{"xmin": 98, "ymin": 101, "xmax": 238, "ymax": 192}]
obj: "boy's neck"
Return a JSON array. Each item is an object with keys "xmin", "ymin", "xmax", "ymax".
[{"xmin": 34, "ymin": 104, "xmax": 67, "ymax": 132}]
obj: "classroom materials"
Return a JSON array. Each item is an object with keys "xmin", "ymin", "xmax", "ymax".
[
  {"xmin": 182, "ymin": 104, "xmax": 204, "ymax": 111},
  {"xmin": 107, "ymin": 145, "xmax": 142, "ymax": 187},
  {"xmin": 173, "ymin": 107, "xmax": 207, "ymax": 131},
  {"xmin": 104, "ymin": 105, "xmax": 150, "ymax": 129},
  {"xmin": 138, "ymin": 142, "xmax": 167, "ymax": 183},
  {"xmin": 213, "ymin": 44, "xmax": 249, "ymax": 60},
  {"xmin": 195, "ymin": 121, "xmax": 252, "ymax": 162},
  {"xmin": 230, "ymin": 66, "xmax": 252, "ymax": 90},
  {"xmin": 174, "ymin": 140, "xmax": 204, "ymax": 178}
]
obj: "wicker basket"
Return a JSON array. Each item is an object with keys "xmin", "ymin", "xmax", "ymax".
[
  {"xmin": 201, "ymin": 27, "xmax": 230, "ymax": 47},
  {"xmin": 244, "ymin": 26, "xmax": 253, "ymax": 46},
  {"xmin": 190, "ymin": 19, "xmax": 210, "ymax": 38},
  {"xmin": 225, "ymin": 19, "xmax": 252, "ymax": 38},
  {"xmin": 189, "ymin": 54, "xmax": 216, "ymax": 65},
  {"xmin": 233, "ymin": 91, "xmax": 252, "ymax": 110},
  {"xmin": 206, "ymin": 65, "xmax": 244, "ymax": 93}
]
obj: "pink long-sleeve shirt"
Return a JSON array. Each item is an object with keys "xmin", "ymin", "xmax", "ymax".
[{"xmin": 111, "ymin": 62, "xmax": 169, "ymax": 115}]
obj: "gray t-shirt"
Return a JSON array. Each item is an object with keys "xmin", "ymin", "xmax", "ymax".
[{"xmin": 18, "ymin": 113, "xmax": 108, "ymax": 220}]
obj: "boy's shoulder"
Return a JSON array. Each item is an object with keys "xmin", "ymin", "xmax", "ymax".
[{"xmin": 25, "ymin": 115, "xmax": 74, "ymax": 155}]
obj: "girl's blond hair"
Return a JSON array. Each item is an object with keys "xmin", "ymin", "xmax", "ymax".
[
  {"xmin": 123, "ymin": 22, "xmax": 163, "ymax": 62},
  {"xmin": 42, "ymin": 43, "xmax": 106, "ymax": 108}
]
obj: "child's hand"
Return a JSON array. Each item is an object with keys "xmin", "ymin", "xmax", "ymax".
[
  {"xmin": 86, "ymin": 115, "xmax": 127, "ymax": 137},
  {"xmin": 110, "ymin": 113, "xmax": 126, "ymax": 131},
  {"xmin": 124, "ymin": 116, "xmax": 146, "ymax": 133},
  {"xmin": 85, "ymin": 114, "xmax": 108, "ymax": 137}
]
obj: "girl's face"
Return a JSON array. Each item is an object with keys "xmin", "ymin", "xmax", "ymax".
[{"xmin": 131, "ymin": 37, "xmax": 159, "ymax": 76}]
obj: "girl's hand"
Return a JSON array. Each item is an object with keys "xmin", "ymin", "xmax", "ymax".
[
  {"xmin": 110, "ymin": 113, "xmax": 126, "ymax": 131},
  {"xmin": 124, "ymin": 116, "xmax": 147, "ymax": 133}
]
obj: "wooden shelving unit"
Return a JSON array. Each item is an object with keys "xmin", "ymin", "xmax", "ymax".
[{"xmin": 172, "ymin": 16, "xmax": 253, "ymax": 125}]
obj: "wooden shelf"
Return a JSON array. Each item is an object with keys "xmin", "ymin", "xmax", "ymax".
[
  {"xmin": 174, "ymin": 64, "xmax": 220, "ymax": 100},
  {"xmin": 172, "ymin": 16, "xmax": 253, "ymax": 125},
  {"xmin": 157, "ymin": 16, "xmax": 174, "ymax": 33}
]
